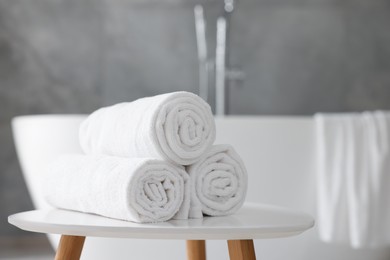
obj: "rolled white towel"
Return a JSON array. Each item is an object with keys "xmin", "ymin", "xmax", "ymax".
[
  {"xmin": 187, "ymin": 144, "xmax": 248, "ymax": 218},
  {"xmin": 79, "ymin": 91, "xmax": 216, "ymax": 165},
  {"xmin": 44, "ymin": 155, "xmax": 188, "ymax": 223}
]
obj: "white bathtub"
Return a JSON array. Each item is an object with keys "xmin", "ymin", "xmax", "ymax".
[{"xmin": 11, "ymin": 115, "xmax": 390, "ymax": 260}]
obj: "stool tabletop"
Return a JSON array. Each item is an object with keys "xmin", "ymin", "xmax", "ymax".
[{"xmin": 8, "ymin": 203, "xmax": 314, "ymax": 240}]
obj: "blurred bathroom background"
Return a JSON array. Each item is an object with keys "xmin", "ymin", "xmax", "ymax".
[{"xmin": 2, "ymin": 0, "xmax": 390, "ymax": 259}]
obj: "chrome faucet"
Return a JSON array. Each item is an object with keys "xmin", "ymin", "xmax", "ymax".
[
  {"xmin": 194, "ymin": 0, "xmax": 245, "ymax": 115},
  {"xmin": 215, "ymin": 17, "xmax": 227, "ymax": 116},
  {"xmin": 194, "ymin": 5, "xmax": 210, "ymax": 103}
]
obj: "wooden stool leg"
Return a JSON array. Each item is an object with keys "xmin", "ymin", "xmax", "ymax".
[
  {"xmin": 186, "ymin": 240, "xmax": 206, "ymax": 260},
  {"xmin": 55, "ymin": 235, "xmax": 86, "ymax": 260},
  {"xmin": 227, "ymin": 239, "xmax": 256, "ymax": 260}
]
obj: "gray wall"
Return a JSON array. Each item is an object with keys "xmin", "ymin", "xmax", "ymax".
[{"xmin": 1, "ymin": 0, "xmax": 390, "ymax": 237}]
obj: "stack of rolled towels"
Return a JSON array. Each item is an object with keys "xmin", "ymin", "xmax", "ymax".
[{"xmin": 44, "ymin": 91, "xmax": 248, "ymax": 223}]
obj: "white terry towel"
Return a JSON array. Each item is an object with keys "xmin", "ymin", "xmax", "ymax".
[
  {"xmin": 187, "ymin": 144, "xmax": 248, "ymax": 218},
  {"xmin": 79, "ymin": 91, "xmax": 216, "ymax": 166},
  {"xmin": 44, "ymin": 154, "xmax": 189, "ymax": 223},
  {"xmin": 315, "ymin": 111, "xmax": 390, "ymax": 248}
]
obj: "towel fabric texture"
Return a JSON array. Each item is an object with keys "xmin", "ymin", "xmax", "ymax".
[
  {"xmin": 79, "ymin": 91, "xmax": 216, "ymax": 166},
  {"xmin": 315, "ymin": 111, "xmax": 390, "ymax": 248},
  {"xmin": 187, "ymin": 144, "xmax": 248, "ymax": 218},
  {"xmin": 44, "ymin": 155, "xmax": 188, "ymax": 223},
  {"xmin": 45, "ymin": 92, "xmax": 247, "ymax": 223}
]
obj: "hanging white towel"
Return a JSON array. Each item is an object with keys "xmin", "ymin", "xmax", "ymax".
[
  {"xmin": 79, "ymin": 91, "xmax": 215, "ymax": 166},
  {"xmin": 187, "ymin": 144, "xmax": 248, "ymax": 218},
  {"xmin": 44, "ymin": 154, "xmax": 188, "ymax": 223},
  {"xmin": 315, "ymin": 111, "xmax": 390, "ymax": 248}
]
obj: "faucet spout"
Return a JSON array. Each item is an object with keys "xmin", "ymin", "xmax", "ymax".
[
  {"xmin": 215, "ymin": 17, "xmax": 227, "ymax": 116},
  {"xmin": 194, "ymin": 5, "xmax": 209, "ymax": 102}
]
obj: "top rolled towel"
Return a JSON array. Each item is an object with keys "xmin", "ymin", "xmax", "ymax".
[{"xmin": 79, "ymin": 92, "xmax": 216, "ymax": 165}]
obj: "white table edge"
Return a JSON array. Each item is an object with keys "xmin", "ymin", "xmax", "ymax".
[
  {"xmin": 8, "ymin": 204, "xmax": 315, "ymax": 240},
  {"xmin": 8, "ymin": 217, "xmax": 313, "ymax": 240}
]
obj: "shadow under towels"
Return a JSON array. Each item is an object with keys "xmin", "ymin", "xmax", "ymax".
[
  {"xmin": 187, "ymin": 145, "xmax": 248, "ymax": 218},
  {"xmin": 79, "ymin": 91, "xmax": 215, "ymax": 166},
  {"xmin": 44, "ymin": 155, "xmax": 187, "ymax": 223}
]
